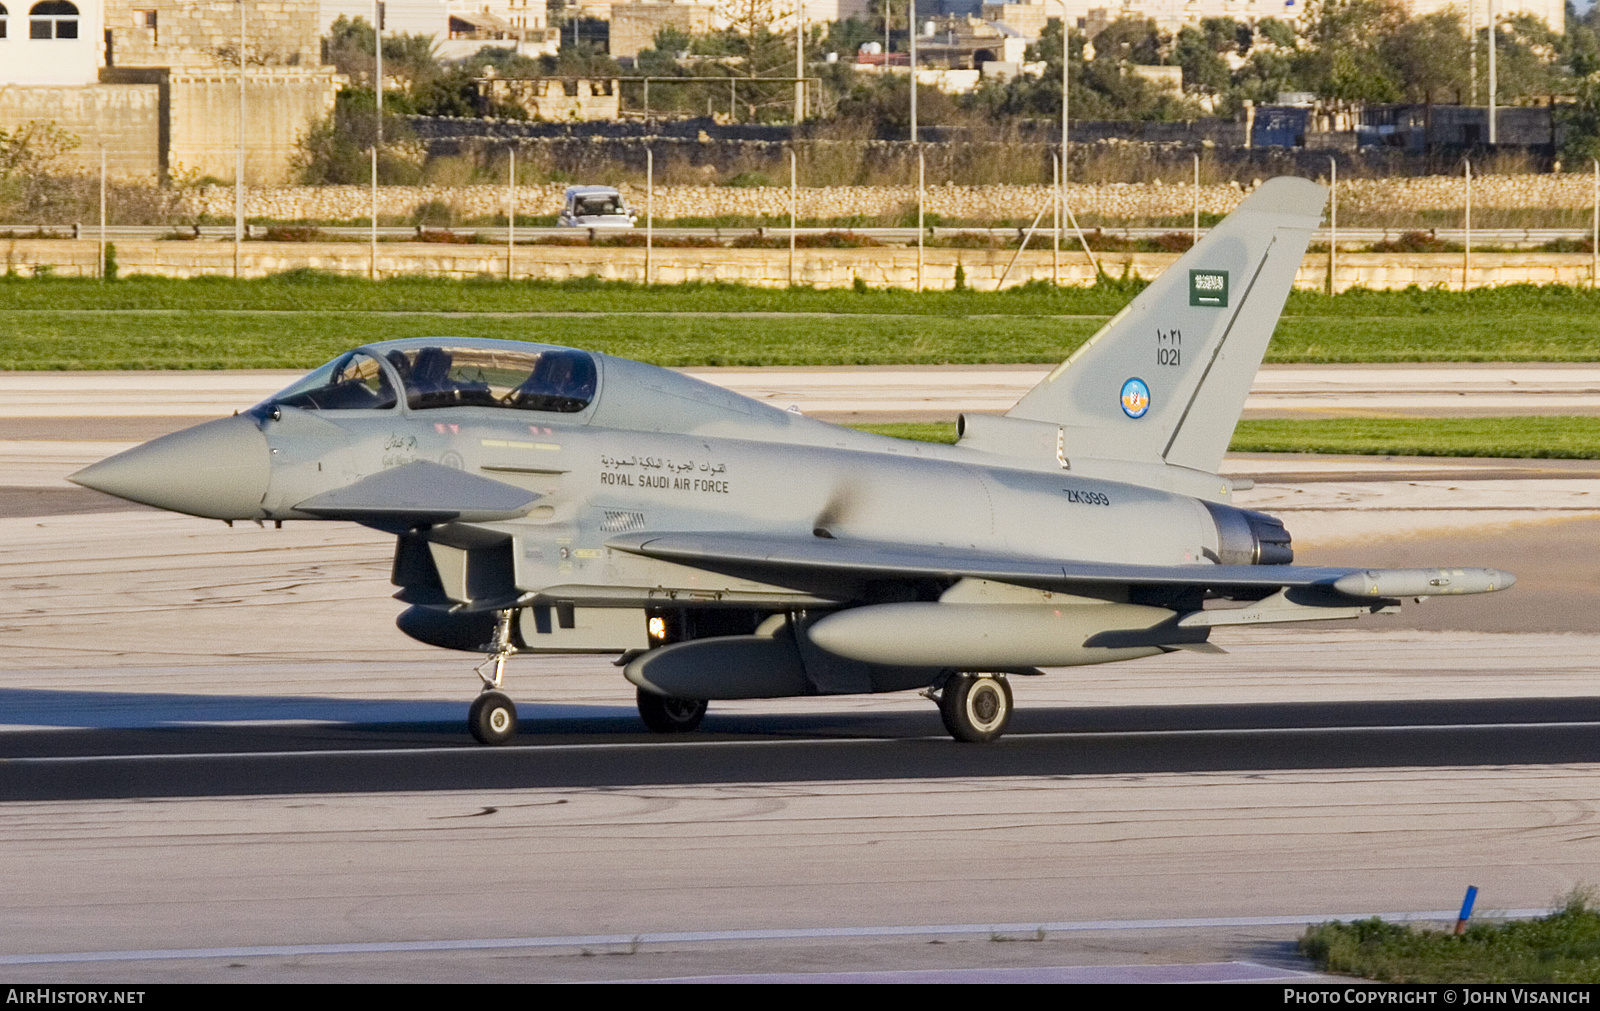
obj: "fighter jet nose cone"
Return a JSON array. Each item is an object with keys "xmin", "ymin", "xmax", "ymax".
[{"xmin": 70, "ymin": 414, "xmax": 270, "ymax": 520}]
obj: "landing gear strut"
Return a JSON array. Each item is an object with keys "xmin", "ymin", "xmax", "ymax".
[
  {"xmin": 936, "ymin": 673, "xmax": 1013, "ymax": 743},
  {"xmin": 636, "ymin": 689, "xmax": 708, "ymax": 733},
  {"xmin": 468, "ymin": 609, "xmax": 520, "ymax": 746}
]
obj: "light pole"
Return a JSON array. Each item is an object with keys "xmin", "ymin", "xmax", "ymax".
[
  {"xmin": 371, "ymin": 0, "xmax": 383, "ymax": 275},
  {"xmin": 909, "ymin": 0, "xmax": 917, "ymax": 143},
  {"xmin": 1046, "ymin": 1, "xmax": 1071, "ymax": 249},
  {"xmin": 795, "ymin": 1, "xmax": 804, "ymax": 124},
  {"xmin": 235, "ymin": 0, "xmax": 245, "ymax": 280},
  {"xmin": 1487, "ymin": 0, "xmax": 1497, "ymax": 146}
]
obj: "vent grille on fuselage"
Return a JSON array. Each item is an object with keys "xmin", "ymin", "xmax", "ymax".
[{"xmin": 601, "ymin": 510, "xmax": 646, "ymax": 532}]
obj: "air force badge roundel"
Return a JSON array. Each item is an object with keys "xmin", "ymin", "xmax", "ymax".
[{"xmin": 1120, "ymin": 377, "xmax": 1151, "ymax": 418}]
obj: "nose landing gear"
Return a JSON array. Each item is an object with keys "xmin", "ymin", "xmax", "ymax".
[
  {"xmin": 467, "ymin": 608, "xmax": 520, "ymax": 746},
  {"xmin": 469, "ymin": 690, "xmax": 518, "ymax": 745}
]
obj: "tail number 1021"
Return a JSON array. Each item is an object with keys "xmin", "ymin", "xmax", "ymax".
[{"xmin": 1157, "ymin": 328, "xmax": 1181, "ymax": 366}]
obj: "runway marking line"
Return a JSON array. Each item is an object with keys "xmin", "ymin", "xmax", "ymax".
[
  {"xmin": 625, "ymin": 961, "xmax": 1317, "ymax": 984},
  {"xmin": 6, "ymin": 719, "xmax": 1600, "ymax": 765},
  {"xmin": 0, "ymin": 911, "xmax": 1553, "ymax": 966}
]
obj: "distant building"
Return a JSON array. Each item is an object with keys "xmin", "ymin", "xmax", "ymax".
[
  {"xmin": 976, "ymin": 0, "xmax": 1562, "ymax": 34},
  {"xmin": 4, "ymin": 0, "xmax": 107, "ymax": 85},
  {"xmin": 609, "ymin": 0, "xmax": 712, "ymax": 59},
  {"xmin": 317, "ymin": 1, "xmax": 557, "ymax": 58},
  {"xmin": 911, "ymin": 16, "xmax": 1031, "ymax": 70},
  {"xmin": 442, "ymin": 0, "xmax": 556, "ymax": 57},
  {"xmin": 320, "ymin": 0, "xmax": 451, "ymax": 37},
  {"xmin": 478, "ymin": 75, "xmax": 620, "ymax": 118},
  {"xmin": 0, "ymin": 0, "xmax": 344, "ymax": 182},
  {"xmin": 597, "ymin": 0, "xmax": 874, "ymax": 58}
]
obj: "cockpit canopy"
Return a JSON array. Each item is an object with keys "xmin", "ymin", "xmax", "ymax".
[{"xmin": 261, "ymin": 341, "xmax": 599, "ymax": 416}]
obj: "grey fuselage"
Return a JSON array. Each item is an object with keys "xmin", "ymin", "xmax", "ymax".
[
  {"xmin": 257, "ymin": 349, "xmax": 1235, "ymax": 609},
  {"xmin": 70, "ymin": 338, "xmax": 1296, "ymax": 687}
]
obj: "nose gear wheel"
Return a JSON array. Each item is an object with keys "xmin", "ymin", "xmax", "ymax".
[{"xmin": 469, "ymin": 690, "xmax": 518, "ymax": 745}]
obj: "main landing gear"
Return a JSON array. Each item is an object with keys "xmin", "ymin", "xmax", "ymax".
[
  {"xmin": 636, "ymin": 689, "xmax": 708, "ymax": 733},
  {"xmin": 934, "ymin": 673, "xmax": 1013, "ymax": 743},
  {"xmin": 468, "ymin": 609, "xmax": 520, "ymax": 746}
]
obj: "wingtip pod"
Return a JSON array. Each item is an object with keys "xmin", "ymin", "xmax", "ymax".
[{"xmin": 1331, "ymin": 568, "xmax": 1516, "ymax": 598}]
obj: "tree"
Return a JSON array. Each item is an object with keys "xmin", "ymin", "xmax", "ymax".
[
  {"xmin": 635, "ymin": 27, "xmax": 694, "ymax": 78},
  {"xmin": 1382, "ymin": 10, "xmax": 1469, "ymax": 106},
  {"xmin": 1175, "ymin": 24, "xmax": 1231, "ymax": 93},
  {"xmin": 1559, "ymin": 72, "xmax": 1600, "ymax": 164},
  {"xmin": 865, "ymin": 0, "xmax": 907, "ymax": 36},
  {"xmin": 1256, "ymin": 17, "xmax": 1296, "ymax": 51},
  {"xmin": 322, "ymin": 16, "xmax": 445, "ymax": 102},
  {"xmin": 382, "ymin": 33, "xmax": 445, "ymax": 99},
  {"xmin": 323, "ymin": 15, "xmax": 379, "ymax": 86},
  {"xmin": 821, "ymin": 16, "xmax": 881, "ymax": 59},
  {"xmin": 1091, "ymin": 17, "xmax": 1166, "ymax": 67},
  {"xmin": 1489, "ymin": 13, "xmax": 1569, "ymax": 104},
  {"xmin": 1293, "ymin": 0, "xmax": 1406, "ymax": 105}
]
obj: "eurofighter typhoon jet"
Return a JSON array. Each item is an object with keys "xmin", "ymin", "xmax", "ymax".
[{"xmin": 72, "ymin": 178, "xmax": 1514, "ymax": 745}]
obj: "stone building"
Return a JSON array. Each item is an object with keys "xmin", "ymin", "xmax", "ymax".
[
  {"xmin": 105, "ymin": 0, "xmax": 323, "ymax": 67},
  {"xmin": 602, "ymin": 0, "xmax": 872, "ymax": 59},
  {"xmin": 0, "ymin": 0, "xmax": 343, "ymax": 183},
  {"xmin": 477, "ymin": 76, "xmax": 621, "ymax": 118},
  {"xmin": 609, "ymin": 0, "xmax": 713, "ymax": 59}
]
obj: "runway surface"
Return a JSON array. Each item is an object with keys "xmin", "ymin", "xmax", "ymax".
[
  {"xmin": 4, "ymin": 500, "xmax": 1600, "ymax": 980},
  {"xmin": 5, "ymin": 367, "xmax": 1600, "ymax": 981},
  {"xmin": 7, "ymin": 363, "xmax": 1600, "ymax": 429}
]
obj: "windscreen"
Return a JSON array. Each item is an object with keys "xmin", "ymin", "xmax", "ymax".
[
  {"xmin": 266, "ymin": 351, "xmax": 397, "ymax": 411},
  {"xmin": 386, "ymin": 346, "xmax": 597, "ymax": 413},
  {"xmin": 576, "ymin": 195, "xmax": 623, "ymax": 216}
]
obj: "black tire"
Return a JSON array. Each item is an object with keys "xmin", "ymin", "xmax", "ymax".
[
  {"xmin": 637, "ymin": 689, "xmax": 708, "ymax": 733},
  {"xmin": 468, "ymin": 690, "xmax": 518, "ymax": 745},
  {"xmin": 938, "ymin": 674, "xmax": 1013, "ymax": 743}
]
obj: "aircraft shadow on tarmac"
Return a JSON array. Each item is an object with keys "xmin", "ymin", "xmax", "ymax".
[{"xmin": 4, "ymin": 690, "xmax": 1600, "ymax": 802}]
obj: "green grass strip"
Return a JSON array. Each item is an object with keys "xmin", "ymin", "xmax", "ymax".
[
  {"xmin": 6, "ymin": 272, "xmax": 1600, "ymax": 317},
  {"xmin": 5, "ymin": 276, "xmax": 1600, "ymax": 369},
  {"xmin": 1231, "ymin": 417, "xmax": 1600, "ymax": 459},
  {"xmin": 850, "ymin": 423, "xmax": 961, "ymax": 444},
  {"xmin": 0, "ymin": 312, "xmax": 1097, "ymax": 370},
  {"xmin": 854, "ymin": 418, "xmax": 1600, "ymax": 459},
  {"xmin": 5, "ymin": 310, "xmax": 1600, "ymax": 370},
  {"xmin": 1301, "ymin": 899, "xmax": 1600, "ymax": 983}
]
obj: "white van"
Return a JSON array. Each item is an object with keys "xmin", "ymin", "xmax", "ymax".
[{"xmin": 559, "ymin": 186, "xmax": 637, "ymax": 228}]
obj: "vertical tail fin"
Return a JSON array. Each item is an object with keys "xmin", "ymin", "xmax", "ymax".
[{"xmin": 1006, "ymin": 176, "xmax": 1325, "ymax": 475}]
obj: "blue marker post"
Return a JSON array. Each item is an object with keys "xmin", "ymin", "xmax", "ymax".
[{"xmin": 1455, "ymin": 885, "xmax": 1479, "ymax": 935}]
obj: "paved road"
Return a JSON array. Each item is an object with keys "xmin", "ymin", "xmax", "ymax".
[{"xmin": 6, "ymin": 363, "xmax": 1600, "ymax": 425}]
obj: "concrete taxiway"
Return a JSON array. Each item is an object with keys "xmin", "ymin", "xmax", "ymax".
[
  {"xmin": 4, "ymin": 369, "xmax": 1600, "ymax": 981},
  {"xmin": 3, "ymin": 496, "xmax": 1600, "ymax": 980}
]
